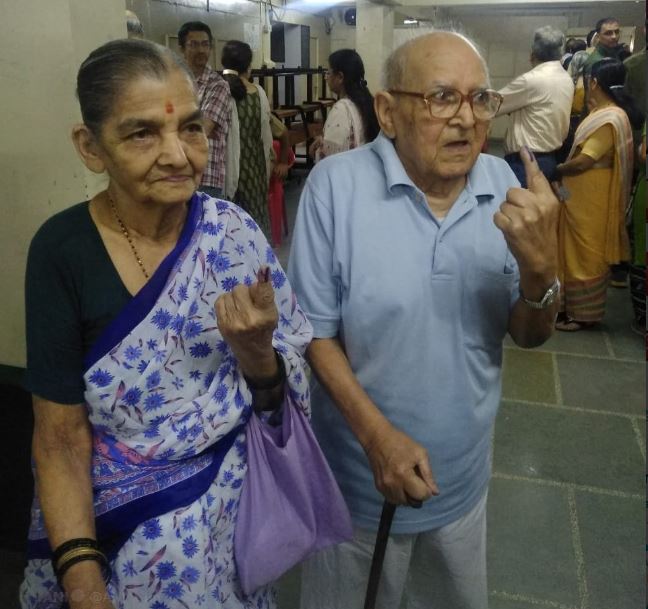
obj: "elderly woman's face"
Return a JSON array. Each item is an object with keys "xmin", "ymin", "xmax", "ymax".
[{"xmin": 95, "ymin": 69, "xmax": 208, "ymax": 206}]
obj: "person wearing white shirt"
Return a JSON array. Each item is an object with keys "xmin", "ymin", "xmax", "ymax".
[{"xmin": 497, "ymin": 26, "xmax": 574, "ymax": 187}]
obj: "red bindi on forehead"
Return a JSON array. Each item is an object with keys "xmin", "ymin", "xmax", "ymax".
[{"xmin": 165, "ymin": 102, "xmax": 174, "ymax": 114}]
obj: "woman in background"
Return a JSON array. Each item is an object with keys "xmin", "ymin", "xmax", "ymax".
[
  {"xmin": 309, "ymin": 49, "xmax": 380, "ymax": 161},
  {"xmin": 222, "ymin": 40, "xmax": 290, "ymax": 238},
  {"xmin": 554, "ymin": 59, "xmax": 642, "ymax": 331}
]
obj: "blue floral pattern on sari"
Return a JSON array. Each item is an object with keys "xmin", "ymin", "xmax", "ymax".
[{"xmin": 20, "ymin": 194, "xmax": 312, "ymax": 609}]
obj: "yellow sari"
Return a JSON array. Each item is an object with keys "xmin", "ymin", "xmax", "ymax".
[{"xmin": 558, "ymin": 105, "xmax": 633, "ymax": 322}]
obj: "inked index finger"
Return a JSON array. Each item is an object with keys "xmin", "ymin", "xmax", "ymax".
[
  {"xmin": 521, "ymin": 146, "xmax": 553, "ymax": 195},
  {"xmin": 249, "ymin": 265, "xmax": 276, "ymax": 309}
]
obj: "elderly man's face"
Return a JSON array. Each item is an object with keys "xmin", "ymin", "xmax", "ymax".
[
  {"xmin": 388, "ymin": 35, "xmax": 490, "ymax": 187},
  {"xmin": 598, "ymin": 21, "xmax": 621, "ymax": 48}
]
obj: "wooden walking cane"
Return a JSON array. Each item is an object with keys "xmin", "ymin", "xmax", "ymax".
[{"xmin": 363, "ymin": 498, "xmax": 422, "ymax": 609}]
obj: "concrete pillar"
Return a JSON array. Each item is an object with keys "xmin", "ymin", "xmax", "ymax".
[
  {"xmin": 355, "ymin": 0, "xmax": 394, "ymax": 93},
  {"xmin": 0, "ymin": 0, "xmax": 124, "ymax": 366}
]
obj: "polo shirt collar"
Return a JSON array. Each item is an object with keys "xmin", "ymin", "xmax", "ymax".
[{"xmin": 371, "ymin": 131, "xmax": 496, "ymax": 202}]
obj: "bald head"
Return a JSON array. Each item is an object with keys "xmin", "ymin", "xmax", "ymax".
[{"xmin": 384, "ymin": 31, "xmax": 489, "ymax": 91}]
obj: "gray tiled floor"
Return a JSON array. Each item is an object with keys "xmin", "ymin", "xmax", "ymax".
[
  {"xmin": 2, "ymin": 176, "xmax": 644, "ymax": 609},
  {"xmin": 486, "ymin": 286, "xmax": 644, "ymax": 609}
]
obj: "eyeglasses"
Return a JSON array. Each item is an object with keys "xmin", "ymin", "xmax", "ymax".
[
  {"xmin": 389, "ymin": 86, "xmax": 503, "ymax": 121},
  {"xmin": 186, "ymin": 40, "xmax": 212, "ymax": 50}
]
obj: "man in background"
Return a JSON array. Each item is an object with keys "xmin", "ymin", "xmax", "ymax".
[
  {"xmin": 179, "ymin": 21, "xmax": 231, "ymax": 198},
  {"xmin": 623, "ymin": 22, "xmax": 646, "ymax": 124},
  {"xmin": 585, "ymin": 17, "xmax": 625, "ymax": 73},
  {"xmin": 497, "ymin": 25, "xmax": 574, "ymax": 187}
]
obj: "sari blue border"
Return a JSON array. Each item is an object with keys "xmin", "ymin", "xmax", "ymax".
[
  {"xmin": 26, "ymin": 425, "xmax": 240, "ymax": 561},
  {"xmin": 83, "ymin": 193, "xmax": 204, "ymax": 372}
]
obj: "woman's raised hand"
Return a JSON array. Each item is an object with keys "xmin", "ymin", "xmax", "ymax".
[{"xmin": 215, "ymin": 267, "xmax": 279, "ymax": 380}]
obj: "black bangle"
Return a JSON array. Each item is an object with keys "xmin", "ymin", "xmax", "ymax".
[
  {"xmin": 52, "ymin": 538, "xmax": 100, "ymax": 564},
  {"xmin": 52, "ymin": 538, "xmax": 112, "ymax": 586},
  {"xmin": 244, "ymin": 350, "xmax": 286, "ymax": 391}
]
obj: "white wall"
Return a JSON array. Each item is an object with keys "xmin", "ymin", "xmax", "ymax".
[
  {"xmin": 458, "ymin": 14, "xmax": 569, "ymax": 138},
  {"xmin": 330, "ymin": 10, "xmax": 356, "ymax": 53},
  {"xmin": 0, "ymin": 0, "xmax": 124, "ymax": 367},
  {"xmin": 127, "ymin": 0, "xmax": 330, "ymax": 105}
]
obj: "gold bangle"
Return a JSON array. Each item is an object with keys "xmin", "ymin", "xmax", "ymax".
[{"xmin": 55, "ymin": 547, "xmax": 107, "ymax": 572}]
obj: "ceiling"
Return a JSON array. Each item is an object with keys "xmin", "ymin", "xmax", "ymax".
[{"xmin": 288, "ymin": 0, "xmax": 645, "ymax": 28}]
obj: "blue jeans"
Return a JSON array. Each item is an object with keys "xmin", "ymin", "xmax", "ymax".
[{"xmin": 504, "ymin": 151, "xmax": 557, "ymax": 188}]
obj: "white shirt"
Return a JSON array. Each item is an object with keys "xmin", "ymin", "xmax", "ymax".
[
  {"xmin": 316, "ymin": 98, "xmax": 366, "ymax": 163},
  {"xmin": 497, "ymin": 60, "xmax": 574, "ymax": 155}
]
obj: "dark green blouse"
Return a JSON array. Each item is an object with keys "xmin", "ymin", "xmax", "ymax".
[{"xmin": 24, "ymin": 202, "xmax": 132, "ymax": 404}]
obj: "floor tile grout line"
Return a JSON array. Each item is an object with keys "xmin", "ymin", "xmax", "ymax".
[
  {"xmin": 630, "ymin": 417, "xmax": 646, "ymax": 460},
  {"xmin": 551, "ymin": 352, "xmax": 563, "ymax": 406},
  {"xmin": 489, "ymin": 589, "xmax": 577, "ymax": 608},
  {"xmin": 492, "ymin": 472, "xmax": 643, "ymax": 499},
  {"xmin": 503, "ymin": 344, "xmax": 642, "ymax": 364},
  {"xmin": 567, "ymin": 488, "xmax": 590, "ymax": 609},
  {"xmin": 602, "ymin": 331, "xmax": 617, "ymax": 359},
  {"xmin": 502, "ymin": 397, "xmax": 643, "ymax": 421}
]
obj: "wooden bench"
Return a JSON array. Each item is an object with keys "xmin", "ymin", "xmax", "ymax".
[
  {"xmin": 273, "ymin": 104, "xmax": 324, "ymax": 168},
  {"xmin": 317, "ymin": 98, "xmax": 336, "ymax": 120}
]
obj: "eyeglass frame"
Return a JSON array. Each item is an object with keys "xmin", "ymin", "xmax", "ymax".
[
  {"xmin": 388, "ymin": 87, "xmax": 503, "ymax": 121},
  {"xmin": 185, "ymin": 40, "xmax": 212, "ymax": 50}
]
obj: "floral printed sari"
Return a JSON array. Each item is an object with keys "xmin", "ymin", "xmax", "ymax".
[{"xmin": 20, "ymin": 193, "xmax": 313, "ymax": 609}]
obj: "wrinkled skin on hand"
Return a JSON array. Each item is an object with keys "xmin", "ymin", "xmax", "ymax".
[
  {"xmin": 364, "ymin": 421, "xmax": 439, "ymax": 507},
  {"xmin": 214, "ymin": 267, "xmax": 279, "ymax": 371}
]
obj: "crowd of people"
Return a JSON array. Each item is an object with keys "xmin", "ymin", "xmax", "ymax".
[
  {"xmin": 18, "ymin": 13, "xmax": 645, "ymax": 609},
  {"xmin": 494, "ymin": 18, "xmax": 644, "ymax": 332}
]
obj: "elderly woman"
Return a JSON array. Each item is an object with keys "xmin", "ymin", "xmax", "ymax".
[
  {"xmin": 309, "ymin": 49, "xmax": 380, "ymax": 162},
  {"xmin": 555, "ymin": 58, "xmax": 642, "ymax": 330},
  {"xmin": 20, "ymin": 39, "xmax": 312, "ymax": 609}
]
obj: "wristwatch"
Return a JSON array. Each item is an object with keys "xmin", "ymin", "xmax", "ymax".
[{"xmin": 520, "ymin": 278, "xmax": 561, "ymax": 309}]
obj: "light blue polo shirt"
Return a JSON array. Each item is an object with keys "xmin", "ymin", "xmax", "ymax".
[{"xmin": 287, "ymin": 133, "xmax": 521, "ymax": 533}]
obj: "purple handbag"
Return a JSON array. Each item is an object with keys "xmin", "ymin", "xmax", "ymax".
[{"xmin": 234, "ymin": 398, "xmax": 353, "ymax": 595}]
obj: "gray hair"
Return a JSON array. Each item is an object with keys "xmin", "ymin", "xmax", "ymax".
[
  {"xmin": 383, "ymin": 27, "xmax": 490, "ymax": 90},
  {"xmin": 77, "ymin": 39, "xmax": 193, "ymax": 136},
  {"xmin": 532, "ymin": 26, "xmax": 565, "ymax": 62},
  {"xmin": 568, "ymin": 50, "xmax": 589, "ymax": 82}
]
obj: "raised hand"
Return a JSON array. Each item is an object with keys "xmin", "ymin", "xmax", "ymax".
[
  {"xmin": 493, "ymin": 146, "xmax": 559, "ymax": 281},
  {"xmin": 215, "ymin": 267, "xmax": 279, "ymax": 381}
]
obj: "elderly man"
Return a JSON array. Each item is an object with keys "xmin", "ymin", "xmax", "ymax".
[
  {"xmin": 584, "ymin": 17, "xmax": 625, "ymax": 73},
  {"xmin": 288, "ymin": 31, "xmax": 559, "ymax": 609},
  {"xmin": 178, "ymin": 21, "xmax": 231, "ymax": 198},
  {"xmin": 497, "ymin": 26, "xmax": 574, "ymax": 187}
]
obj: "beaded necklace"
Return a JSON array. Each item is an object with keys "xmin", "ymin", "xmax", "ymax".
[{"xmin": 108, "ymin": 194, "xmax": 150, "ymax": 279}]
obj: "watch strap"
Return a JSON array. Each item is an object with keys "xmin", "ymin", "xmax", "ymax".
[{"xmin": 520, "ymin": 277, "xmax": 561, "ymax": 309}]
